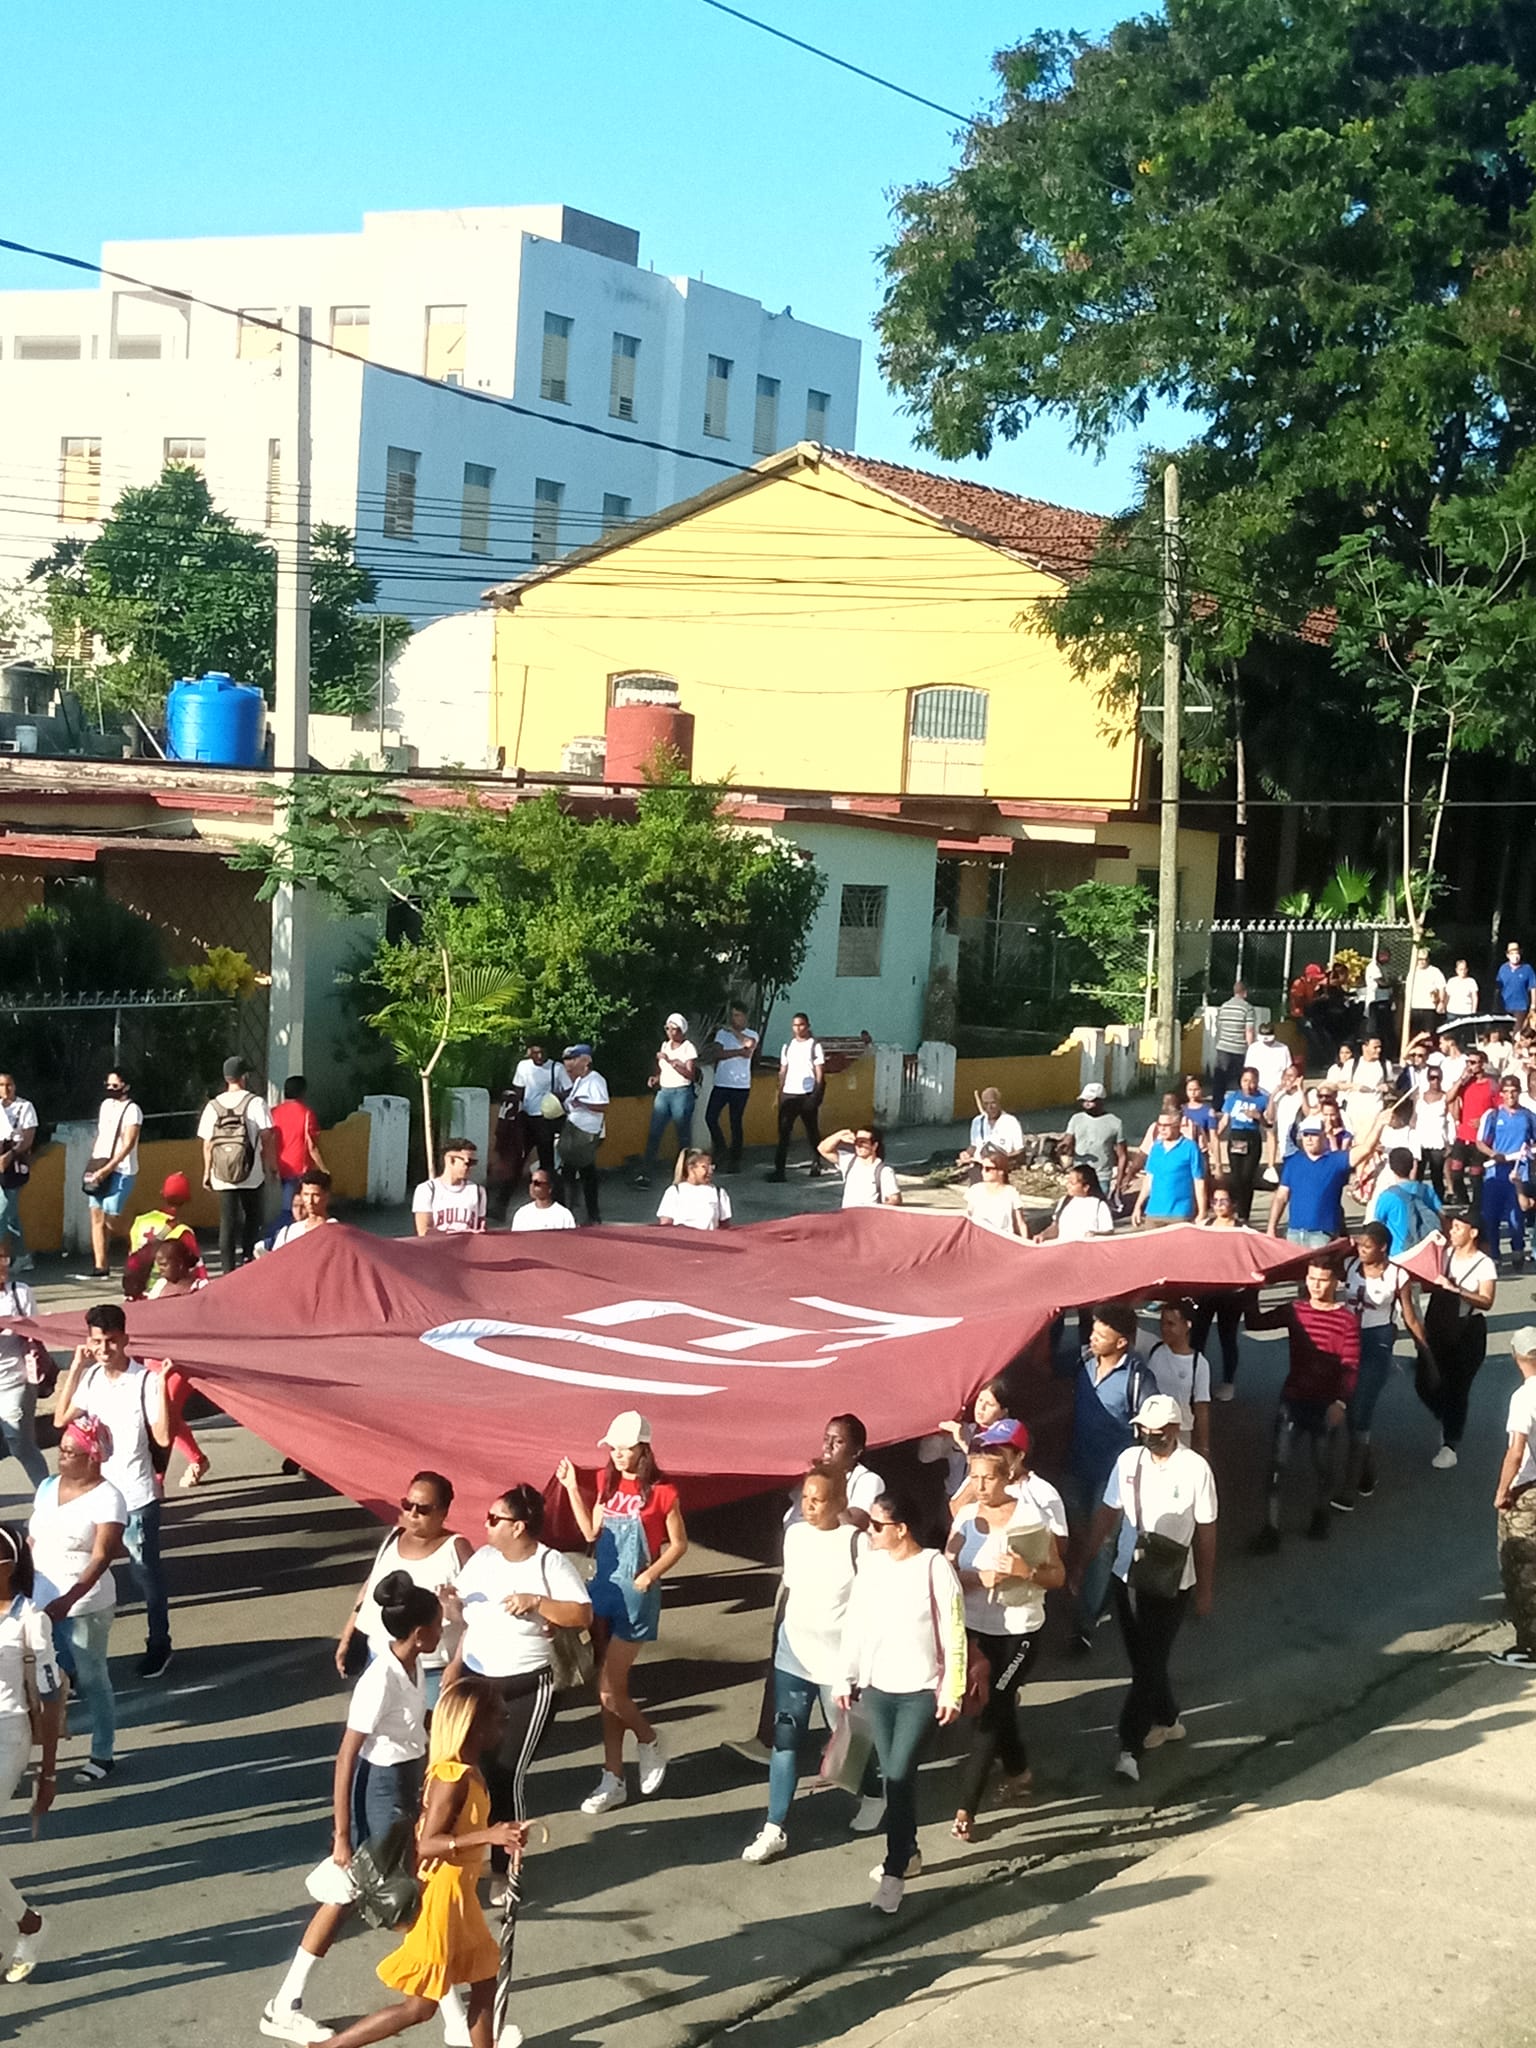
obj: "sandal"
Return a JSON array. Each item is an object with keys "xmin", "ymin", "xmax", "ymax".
[
  {"xmin": 950, "ymin": 1811, "xmax": 973, "ymax": 1841},
  {"xmin": 180, "ymin": 1457, "xmax": 211, "ymax": 1489}
]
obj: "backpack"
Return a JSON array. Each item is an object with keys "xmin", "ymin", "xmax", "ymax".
[{"xmin": 209, "ymin": 1092, "xmax": 256, "ymax": 1184}]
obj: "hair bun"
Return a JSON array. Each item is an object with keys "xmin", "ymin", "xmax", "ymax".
[{"xmin": 374, "ymin": 1569, "xmax": 413, "ymax": 1607}]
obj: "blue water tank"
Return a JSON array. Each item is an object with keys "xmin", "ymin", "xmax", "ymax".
[{"xmin": 165, "ymin": 672, "xmax": 266, "ymax": 767}]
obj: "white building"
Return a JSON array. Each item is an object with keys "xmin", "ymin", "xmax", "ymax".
[{"xmin": 0, "ymin": 206, "xmax": 860, "ymax": 629}]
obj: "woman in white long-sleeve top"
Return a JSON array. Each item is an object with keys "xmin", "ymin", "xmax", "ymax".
[{"xmin": 835, "ymin": 1487, "xmax": 965, "ymax": 1916}]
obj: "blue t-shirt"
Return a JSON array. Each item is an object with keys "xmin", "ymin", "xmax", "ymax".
[
  {"xmin": 1182, "ymin": 1103, "xmax": 1216, "ymax": 1138},
  {"xmin": 1372, "ymin": 1178, "xmax": 1442, "ymax": 1254},
  {"xmin": 1142, "ymin": 1136, "xmax": 1205, "ymax": 1218},
  {"xmin": 1221, "ymin": 1088, "xmax": 1270, "ymax": 1130},
  {"xmin": 1478, "ymin": 1104, "xmax": 1536, "ymax": 1163},
  {"xmin": 1280, "ymin": 1148, "xmax": 1353, "ymax": 1235},
  {"xmin": 1496, "ymin": 960, "xmax": 1536, "ymax": 1013}
]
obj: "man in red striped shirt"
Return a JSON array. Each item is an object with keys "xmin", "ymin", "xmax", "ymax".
[{"xmin": 1246, "ymin": 1254, "xmax": 1362, "ymax": 1550}]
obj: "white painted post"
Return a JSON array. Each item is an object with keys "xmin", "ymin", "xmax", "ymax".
[
  {"xmin": 445, "ymin": 1087, "xmax": 491, "ymax": 1172},
  {"xmin": 872, "ymin": 1045, "xmax": 905, "ymax": 1126},
  {"xmin": 58, "ymin": 1120, "xmax": 95, "ymax": 1256},
  {"xmin": 1075, "ymin": 1030, "xmax": 1105, "ymax": 1093},
  {"xmin": 1201, "ymin": 1004, "xmax": 1218, "ymax": 1076},
  {"xmin": 916, "ymin": 1041, "xmax": 956, "ymax": 1124},
  {"xmin": 361, "ymin": 1094, "xmax": 411, "ymax": 1205}
]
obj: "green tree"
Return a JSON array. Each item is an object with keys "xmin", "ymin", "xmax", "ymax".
[
  {"xmin": 1044, "ymin": 880, "xmax": 1152, "ymax": 1026},
  {"xmin": 31, "ymin": 467, "xmax": 409, "ymax": 719},
  {"xmin": 876, "ymin": 1, "xmax": 1536, "ymax": 800}
]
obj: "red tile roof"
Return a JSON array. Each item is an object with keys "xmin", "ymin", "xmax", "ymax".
[{"xmin": 825, "ymin": 452, "xmax": 1109, "ymax": 581}]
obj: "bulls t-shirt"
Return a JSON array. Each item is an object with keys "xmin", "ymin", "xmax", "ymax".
[{"xmin": 411, "ymin": 1178, "xmax": 487, "ymax": 1233}]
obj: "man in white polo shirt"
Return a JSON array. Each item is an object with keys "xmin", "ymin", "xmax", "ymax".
[{"xmin": 558, "ymin": 1044, "xmax": 609, "ymax": 1225}]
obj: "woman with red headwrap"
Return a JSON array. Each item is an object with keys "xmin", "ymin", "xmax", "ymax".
[{"xmin": 29, "ymin": 1415, "xmax": 126, "ymax": 1785}]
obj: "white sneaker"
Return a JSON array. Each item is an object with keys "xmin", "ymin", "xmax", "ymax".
[
  {"xmin": 1431, "ymin": 1444, "xmax": 1459, "ymax": 1470},
  {"xmin": 1114, "ymin": 1750, "xmax": 1140, "ymax": 1783},
  {"xmin": 871, "ymin": 1874, "xmax": 905, "ymax": 1914},
  {"xmin": 868, "ymin": 1853, "xmax": 921, "ymax": 1881},
  {"xmin": 637, "ymin": 1737, "xmax": 667, "ymax": 1796},
  {"xmin": 1214, "ymin": 1381, "xmax": 1236, "ymax": 1402},
  {"xmin": 4, "ymin": 1919, "xmax": 45, "ymax": 1987},
  {"xmin": 260, "ymin": 2004, "xmax": 334, "ymax": 2045},
  {"xmin": 580, "ymin": 1770, "xmax": 627, "ymax": 1815},
  {"xmin": 439, "ymin": 1986, "xmax": 472, "ymax": 2048},
  {"xmin": 1161, "ymin": 1720, "xmax": 1187, "ymax": 1742},
  {"xmin": 498, "ymin": 2030, "xmax": 525, "ymax": 2048},
  {"xmin": 850, "ymin": 1793, "xmax": 885, "ymax": 1833},
  {"xmin": 742, "ymin": 1823, "xmax": 788, "ymax": 1864}
]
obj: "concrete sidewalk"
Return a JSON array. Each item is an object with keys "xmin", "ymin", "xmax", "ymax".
[{"xmin": 815, "ymin": 1657, "xmax": 1536, "ymax": 2048}]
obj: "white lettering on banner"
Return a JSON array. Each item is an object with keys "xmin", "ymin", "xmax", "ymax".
[{"xmin": 420, "ymin": 1297, "xmax": 964, "ymax": 1396}]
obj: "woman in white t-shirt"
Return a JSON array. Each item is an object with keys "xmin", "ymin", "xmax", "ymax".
[
  {"xmin": 1036, "ymin": 1163, "xmax": 1116, "ymax": 1244},
  {"xmin": 1340, "ymin": 1220, "xmax": 1427, "ymax": 1506},
  {"xmin": 261, "ymin": 1573, "xmax": 442, "ymax": 2043},
  {"xmin": 741, "ymin": 1465, "xmax": 868, "ymax": 1864},
  {"xmin": 1418, "ymin": 1209, "xmax": 1498, "ymax": 1469},
  {"xmin": 945, "ymin": 1441, "xmax": 1066, "ymax": 1841},
  {"xmin": 818, "ymin": 1126, "xmax": 902, "ymax": 1208},
  {"xmin": 0, "ymin": 1525, "xmax": 62, "ymax": 1983},
  {"xmin": 1144, "ymin": 1298, "xmax": 1212, "ymax": 1455},
  {"xmin": 30, "ymin": 1414, "xmax": 126, "ymax": 1785},
  {"xmin": 335, "ymin": 1471, "xmax": 473, "ymax": 1706},
  {"xmin": 636, "ymin": 1013, "xmax": 699, "ymax": 1186},
  {"xmin": 964, "ymin": 1156, "xmax": 1028, "ymax": 1239},
  {"xmin": 656, "ymin": 1150, "xmax": 733, "ymax": 1230},
  {"xmin": 440, "ymin": 1483, "xmax": 591, "ymax": 1896}
]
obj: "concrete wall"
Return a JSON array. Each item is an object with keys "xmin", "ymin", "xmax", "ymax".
[{"xmin": 769, "ymin": 820, "xmax": 935, "ymax": 1047}]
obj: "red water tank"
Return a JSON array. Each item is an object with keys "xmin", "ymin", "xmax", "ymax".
[{"xmin": 604, "ymin": 701, "xmax": 695, "ymax": 782}]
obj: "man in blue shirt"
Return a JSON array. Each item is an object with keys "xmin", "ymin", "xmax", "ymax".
[
  {"xmin": 1066, "ymin": 1303, "xmax": 1153, "ymax": 1653},
  {"xmin": 1267, "ymin": 1118, "xmax": 1376, "ymax": 1247},
  {"xmin": 1131, "ymin": 1109, "xmax": 1207, "ymax": 1226},
  {"xmin": 1370, "ymin": 1148, "xmax": 1443, "ymax": 1253},
  {"xmin": 1478, "ymin": 1074, "xmax": 1536, "ymax": 1265},
  {"xmin": 1496, "ymin": 942, "xmax": 1536, "ymax": 1023}
]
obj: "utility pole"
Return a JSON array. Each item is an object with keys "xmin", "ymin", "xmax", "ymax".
[
  {"xmin": 1155, "ymin": 462, "xmax": 1182, "ymax": 1078},
  {"xmin": 267, "ymin": 305, "xmax": 312, "ymax": 1095}
]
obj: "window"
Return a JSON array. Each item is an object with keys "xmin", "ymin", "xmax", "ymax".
[
  {"xmin": 906, "ymin": 685, "xmax": 988, "ymax": 795},
  {"xmin": 704, "ymin": 354, "xmax": 732, "ymax": 438},
  {"xmin": 461, "ymin": 462, "xmax": 494, "ymax": 554},
  {"xmin": 425, "ymin": 305, "xmax": 466, "ymax": 384},
  {"xmin": 753, "ymin": 375, "xmax": 781, "ymax": 456},
  {"xmin": 601, "ymin": 493, "xmax": 633, "ymax": 535},
  {"xmin": 265, "ymin": 438, "xmax": 282, "ymax": 528},
  {"xmin": 59, "ymin": 437, "xmax": 101, "ymax": 522},
  {"xmin": 541, "ymin": 313, "xmax": 572, "ymax": 403},
  {"xmin": 113, "ymin": 335, "xmax": 162, "ymax": 360},
  {"xmin": 163, "ymin": 437, "xmax": 206, "ymax": 469},
  {"xmin": 14, "ymin": 336, "xmax": 81, "ymax": 360},
  {"xmin": 609, "ymin": 332, "xmax": 639, "ymax": 420},
  {"xmin": 837, "ymin": 884, "xmax": 888, "ymax": 978},
  {"xmin": 806, "ymin": 387, "xmax": 830, "ymax": 441},
  {"xmin": 331, "ymin": 305, "xmax": 371, "ymax": 358},
  {"xmin": 237, "ymin": 308, "xmax": 280, "ymax": 361},
  {"xmin": 532, "ymin": 478, "xmax": 564, "ymax": 564},
  {"xmin": 608, "ymin": 670, "xmax": 679, "ymax": 708},
  {"xmin": 383, "ymin": 446, "xmax": 420, "ymax": 539}
]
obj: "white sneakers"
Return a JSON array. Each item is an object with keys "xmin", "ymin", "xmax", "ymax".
[
  {"xmin": 1142, "ymin": 1721, "xmax": 1186, "ymax": 1751},
  {"xmin": 741, "ymin": 1823, "xmax": 788, "ymax": 1864},
  {"xmin": 580, "ymin": 1771, "xmax": 627, "ymax": 1815},
  {"xmin": 868, "ymin": 1853, "xmax": 921, "ymax": 1881},
  {"xmin": 1431, "ymin": 1444, "xmax": 1460, "ymax": 1470},
  {"xmin": 849, "ymin": 1793, "xmax": 885, "ymax": 1833},
  {"xmin": 1214, "ymin": 1381, "xmax": 1236, "ymax": 1402},
  {"xmin": 1114, "ymin": 1750, "xmax": 1140, "ymax": 1782},
  {"xmin": 637, "ymin": 1737, "xmax": 667, "ymax": 1797},
  {"xmin": 259, "ymin": 2004, "xmax": 334, "ymax": 2045},
  {"xmin": 5, "ymin": 1920, "xmax": 45, "ymax": 1988},
  {"xmin": 871, "ymin": 1874, "xmax": 905, "ymax": 1915}
]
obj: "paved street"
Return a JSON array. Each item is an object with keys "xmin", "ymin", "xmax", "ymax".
[{"xmin": 2, "ymin": 1112, "xmax": 1530, "ymax": 2046}]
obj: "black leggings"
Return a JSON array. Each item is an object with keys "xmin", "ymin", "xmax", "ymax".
[
  {"xmin": 705, "ymin": 1085, "xmax": 750, "ymax": 1164},
  {"xmin": 956, "ymin": 1630, "xmax": 1040, "ymax": 1814},
  {"xmin": 1417, "ymin": 1305, "xmax": 1487, "ymax": 1449},
  {"xmin": 1192, "ymin": 1295, "xmax": 1244, "ymax": 1384},
  {"xmin": 1225, "ymin": 1130, "xmax": 1262, "ymax": 1221},
  {"xmin": 481, "ymin": 1666, "xmax": 557, "ymax": 1872},
  {"xmin": 774, "ymin": 1093, "xmax": 821, "ymax": 1172}
]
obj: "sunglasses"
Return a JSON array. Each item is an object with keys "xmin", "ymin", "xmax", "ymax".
[
  {"xmin": 486, "ymin": 1511, "xmax": 516, "ymax": 1527},
  {"xmin": 867, "ymin": 1516, "xmax": 897, "ymax": 1532},
  {"xmin": 399, "ymin": 1499, "xmax": 436, "ymax": 1515}
]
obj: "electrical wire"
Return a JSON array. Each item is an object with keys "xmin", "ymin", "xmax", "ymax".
[{"xmin": 694, "ymin": 0, "xmax": 977, "ymax": 126}]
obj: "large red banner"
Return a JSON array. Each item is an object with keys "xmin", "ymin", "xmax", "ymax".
[{"xmin": 34, "ymin": 1213, "xmax": 1308, "ymax": 1519}]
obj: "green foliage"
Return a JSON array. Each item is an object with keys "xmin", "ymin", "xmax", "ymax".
[
  {"xmin": 242, "ymin": 771, "xmax": 828, "ymax": 1093},
  {"xmin": 30, "ymin": 468, "xmax": 410, "ymax": 720},
  {"xmin": 181, "ymin": 946, "xmax": 258, "ymax": 1002},
  {"xmin": 878, "ymin": 1, "xmax": 1536, "ymax": 773},
  {"xmin": 1043, "ymin": 880, "xmax": 1152, "ymax": 1026}
]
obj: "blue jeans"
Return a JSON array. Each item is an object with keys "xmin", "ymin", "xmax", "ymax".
[
  {"xmin": 55, "ymin": 1609, "xmax": 115, "ymax": 1761},
  {"xmin": 0, "ymin": 1185, "xmax": 25, "ymax": 1255},
  {"xmin": 642, "ymin": 1086, "xmax": 695, "ymax": 1171},
  {"xmin": 1287, "ymin": 1227, "xmax": 1336, "ymax": 1250},
  {"xmin": 123, "ymin": 1498, "xmax": 170, "ymax": 1653},
  {"xmin": 862, "ymin": 1687, "xmax": 937, "ymax": 1878},
  {"xmin": 1347, "ymin": 1324, "xmax": 1396, "ymax": 1437},
  {"xmin": 1066, "ymin": 1469, "xmax": 1116, "ymax": 1639},
  {"xmin": 0, "ymin": 1383, "xmax": 47, "ymax": 1491},
  {"xmin": 767, "ymin": 1665, "xmax": 837, "ymax": 1827},
  {"xmin": 350, "ymin": 1754, "xmax": 425, "ymax": 1850}
]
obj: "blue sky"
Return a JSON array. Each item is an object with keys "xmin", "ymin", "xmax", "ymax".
[{"xmin": 3, "ymin": 0, "xmax": 1157, "ymax": 514}]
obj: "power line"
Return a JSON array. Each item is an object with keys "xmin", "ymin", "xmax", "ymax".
[{"xmin": 694, "ymin": 0, "xmax": 977, "ymax": 126}]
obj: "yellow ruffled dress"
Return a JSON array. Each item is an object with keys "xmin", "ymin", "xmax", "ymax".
[{"xmin": 377, "ymin": 1760, "xmax": 500, "ymax": 2001}]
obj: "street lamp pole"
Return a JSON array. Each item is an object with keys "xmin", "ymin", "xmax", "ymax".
[{"xmin": 1155, "ymin": 462, "xmax": 1182, "ymax": 1079}]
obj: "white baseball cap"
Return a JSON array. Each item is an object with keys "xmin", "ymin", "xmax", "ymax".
[
  {"xmin": 601, "ymin": 1410, "xmax": 653, "ymax": 1448},
  {"xmin": 1081, "ymin": 1081, "xmax": 1106, "ymax": 1102},
  {"xmin": 1511, "ymin": 1328, "xmax": 1536, "ymax": 1361},
  {"xmin": 1133, "ymin": 1393, "xmax": 1183, "ymax": 1432}
]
